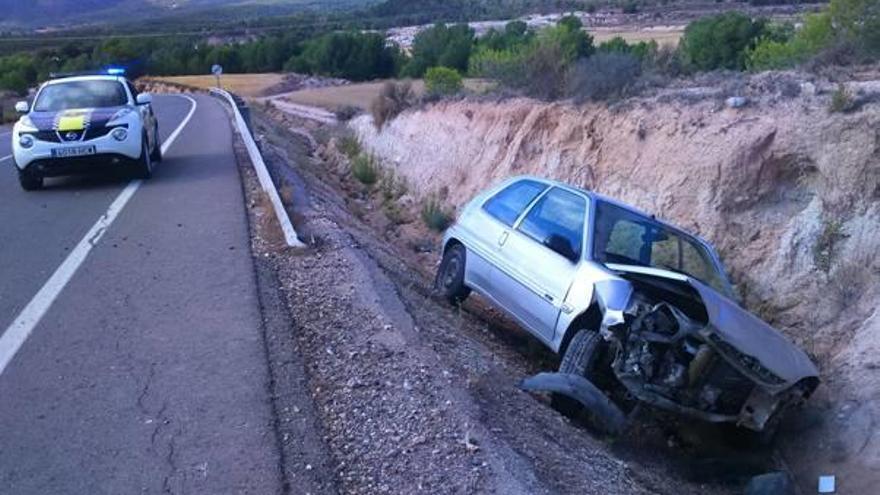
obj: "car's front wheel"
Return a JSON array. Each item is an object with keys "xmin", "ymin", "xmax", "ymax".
[
  {"xmin": 18, "ymin": 168, "xmax": 43, "ymax": 191},
  {"xmin": 436, "ymin": 243, "xmax": 471, "ymax": 304},
  {"xmin": 553, "ymin": 329, "xmax": 624, "ymax": 434},
  {"xmin": 133, "ymin": 135, "xmax": 153, "ymax": 179}
]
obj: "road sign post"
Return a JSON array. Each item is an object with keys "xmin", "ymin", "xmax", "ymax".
[{"xmin": 211, "ymin": 64, "xmax": 223, "ymax": 89}]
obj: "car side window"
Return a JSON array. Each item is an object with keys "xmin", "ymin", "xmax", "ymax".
[
  {"xmin": 482, "ymin": 180, "xmax": 547, "ymax": 227},
  {"xmin": 517, "ymin": 188, "xmax": 587, "ymax": 260}
]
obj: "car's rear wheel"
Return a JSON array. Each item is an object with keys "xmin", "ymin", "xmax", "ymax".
[
  {"xmin": 436, "ymin": 243, "xmax": 471, "ymax": 304},
  {"xmin": 553, "ymin": 329, "xmax": 623, "ymax": 434},
  {"xmin": 18, "ymin": 168, "xmax": 43, "ymax": 191},
  {"xmin": 133, "ymin": 135, "xmax": 153, "ymax": 179},
  {"xmin": 150, "ymin": 125, "xmax": 162, "ymax": 163}
]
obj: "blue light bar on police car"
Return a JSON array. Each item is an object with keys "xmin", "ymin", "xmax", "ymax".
[{"xmin": 106, "ymin": 68, "xmax": 126, "ymax": 75}]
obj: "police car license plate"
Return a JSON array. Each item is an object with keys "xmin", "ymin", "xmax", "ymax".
[{"xmin": 52, "ymin": 145, "xmax": 96, "ymax": 158}]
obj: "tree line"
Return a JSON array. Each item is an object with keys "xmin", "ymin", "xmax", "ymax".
[{"xmin": 1, "ymin": 0, "xmax": 876, "ymax": 98}]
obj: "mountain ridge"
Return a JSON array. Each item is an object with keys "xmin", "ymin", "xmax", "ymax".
[{"xmin": 0, "ymin": 0, "xmax": 375, "ymax": 28}]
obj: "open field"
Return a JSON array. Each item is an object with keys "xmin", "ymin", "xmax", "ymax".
[
  {"xmin": 283, "ymin": 80, "xmax": 423, "ymax": 110},
  {"xmin": 591, "ymin": 26, "xmax": 684, "ymax": 46},
  {"xmin": 280, "ymin": 79, "xmax": 492, "ymax": 111},
  {"xmin": 152, "ymin": 73, "xmax": 287, "ymax": 97}
]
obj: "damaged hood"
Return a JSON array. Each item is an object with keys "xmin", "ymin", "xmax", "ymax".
[{"xmin": 607, "ymin": 264, "xmax": 820, "ymax": 389}]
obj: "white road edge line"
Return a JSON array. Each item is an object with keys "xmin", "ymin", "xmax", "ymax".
[
  {"xmin": 0, "ymin": 94, "xmax": 198, "ymax": 376},
  {"xmin": 0, "ymin": 155, "xmax": 11, "ymax": 163}
]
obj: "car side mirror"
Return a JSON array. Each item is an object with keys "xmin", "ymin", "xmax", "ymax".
[
  {"xmin": 544, "ymin": 234, "xmax": 578, "ymax": 262},
  {"xmin": 15, "ymin": 101, "xmax": 29, "ymax": 114},
  {"xmin": 136, "ymin": 93, "xmax": 153, "ymax": 105}
]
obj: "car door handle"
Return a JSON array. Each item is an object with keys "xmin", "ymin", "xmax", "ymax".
[
  {"xmin": 543, "ymin": 293, "xmax": 554, "ymax": 302},
  {"xmin": 498, "ymin": 231, "xmax": 509, "ymax": 246}
]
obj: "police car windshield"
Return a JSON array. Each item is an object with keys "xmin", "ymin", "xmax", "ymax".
[{"xmin": 34, "ymin": 80, "xmax": 128, "ymax": 112}]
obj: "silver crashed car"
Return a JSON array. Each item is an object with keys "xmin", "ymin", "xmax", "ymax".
[{"xmin": 436, "ymin": 176, "xmax": 819, "ymax": 435}]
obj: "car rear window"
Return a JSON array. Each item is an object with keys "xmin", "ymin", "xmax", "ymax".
[
  {"xmin": 34, "ymin": 80, "xmax": 129, "ymax": 112},
  {"xmin": 482, "ymin": 180, "xmax": 547, "ymax": 227}
]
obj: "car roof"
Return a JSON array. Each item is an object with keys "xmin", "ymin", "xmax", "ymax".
[
  {"xmin": 506, "ymin": 175, "xmax": 714, "ymax": 246},
  {"xmin": 43, "ymin": 75, "xmax": 127, "ymax": 86}
]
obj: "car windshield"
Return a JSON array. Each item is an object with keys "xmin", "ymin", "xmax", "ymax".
[
  {"xmin": 592, "ymin": 200, "xmax": 731, "ymax": 295},
  {"xmin": 34, "ymin": 80, "xmax": 128, "ymax": 112}
]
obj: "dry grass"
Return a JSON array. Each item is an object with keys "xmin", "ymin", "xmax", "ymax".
[
  {"xmin": 279, "ymin": 183, "xmax": 295, "ymax": 205},
  {"xmin": 283, "ymin": 79, "xmax": 493, "ymax": 111},
  {"xmin": 591, "ymin": 26, "xmax": 684, "ymax": 47},
  {"xmin": 285, "ymin": 80, "xmax": 424, "ymax": 110},
  {"xmin": 154, "ymin": 73, "xmax": 286, "ymax": 97}
]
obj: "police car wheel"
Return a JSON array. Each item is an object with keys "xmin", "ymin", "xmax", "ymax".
[
  {"xmin": 133, "ymin": 135, "xmax": 153, "ymax": 179},
  {"xmin": 150, "ymin": 125, "xmax": 162, "ymax": 163},
  {"xmin": 18, "ymin": 169, "xmax": 43, "ymax": 191}
]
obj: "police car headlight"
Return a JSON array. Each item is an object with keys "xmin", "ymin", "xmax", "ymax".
[
  {"xmin": 108, "ymin": 108, "xmax": 134, "ymax": 126},
  {"xmin": 19, "ymin": 115, "xmax": 37, "ymax": 131},
  {"xmin": 111, "ymin": 127, "xmax": 128, "ymax": 142},
  {"xmin": 19, "ymin": 134, "xmax": 35, "ymax": 149}
]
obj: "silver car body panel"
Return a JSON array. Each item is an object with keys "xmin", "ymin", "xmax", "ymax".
[{"xmin": 442, "ymin": 175, "xmax": 818, "ymax": 389}]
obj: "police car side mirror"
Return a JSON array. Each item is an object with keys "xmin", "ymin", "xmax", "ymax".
[
  {"xmin": 15, "ymin": 101, "xmax": 29, "ymax": 114},
  {"xmin": 136, "ymin": 93, "xmax": 153, "ymax": 106}
]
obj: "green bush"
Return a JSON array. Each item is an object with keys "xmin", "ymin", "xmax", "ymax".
[
  {"xmin": 680, "ymin": 12, "xmax": 767, "ymax": 71},
  {"xmin": 421, "ymin": 198, "xmax": 453, "ymax": 232},
  {"xmin": 545, "ymin": 16, "xmax": 595, "ymax": 61},
  {"xmin": 425, "ymin": 66, "xmax": 463, "ymax": 96},
  {"xmin": 477, "ymin": 21, "xmax": 534, "ymax": 52},
  {"xmin": 468, "ymin": 46, "xmax": 526, "ymax": 83},
  {"xmin": 402, "ymin": 23, "xmax": 475, "ymax": 77},
  {"xmin": 829, "ymin": 83, "xmax": 855, "ymax": 113},
  {"xmin": 338, "ymin": 134, "xmax": 361, "ymax": 159},
  {"xmin": 598, "ymin": 37, "xmax": 659, "ymax": 63},
  {"xmin": 746, "ymin": 13, "xmax": 834, "ymax": 70},
  {"xmin": 351, "ymin": 154, "xmax": 379, "ymax": 185},
  {"xmin": 830, "ymin": 0, "xmax": 880, "ymax": 55},
  {"xmin": 469, "ymin": 19, "xmax": 594, "ymax": 100}
]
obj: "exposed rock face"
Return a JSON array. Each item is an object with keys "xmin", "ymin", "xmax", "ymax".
[{"xmin": 351, "ymin": 81, "xmax": 880, "ymax": 492}]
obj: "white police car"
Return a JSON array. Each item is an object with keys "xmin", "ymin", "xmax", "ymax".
[{"xmin": 11, "ymin": 70, "xmax": 161, "ymax": 190}]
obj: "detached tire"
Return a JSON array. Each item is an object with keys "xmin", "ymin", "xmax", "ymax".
[
  {"xmin": 553, "ymin": 329, "xmax": 621, "ymax": 433},
  {"xmin": 133, "ymin": 136, "xmax": 153, "ymax": 179},
  {"xmin": 18, "ymin": 168, "xmax": 43, "ymax": 191},
  {"xmin": 436, "ymin": 243, "xmax": 471, "ymax": 304}
]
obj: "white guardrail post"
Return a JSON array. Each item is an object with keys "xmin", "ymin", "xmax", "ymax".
[{"xmin": 210, "ymin": 88, "xmax": 305, "ymax": 248}]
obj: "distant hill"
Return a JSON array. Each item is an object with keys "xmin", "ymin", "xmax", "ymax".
[{"xmin": 0, "ymin": 0, "xmax": 376, "ymax": 28}]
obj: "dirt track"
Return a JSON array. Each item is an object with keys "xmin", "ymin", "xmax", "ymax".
[{"xmin": 221, "ymin": 105, "xmax": 805, "ymax": 494}]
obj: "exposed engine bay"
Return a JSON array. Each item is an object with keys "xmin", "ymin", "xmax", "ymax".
[{"xmin": 599, "ymin": 273, "xmax": 817, "ymax": 432}]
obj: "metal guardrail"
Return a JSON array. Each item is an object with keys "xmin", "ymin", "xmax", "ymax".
[{"xmin": 210, "ymin": 88, "xmax": 305, "ymax": 248}]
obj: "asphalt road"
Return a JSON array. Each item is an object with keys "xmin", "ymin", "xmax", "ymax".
[{"xmin": 0, "ymin": 95, "xmax": 283, "ymax": 494}]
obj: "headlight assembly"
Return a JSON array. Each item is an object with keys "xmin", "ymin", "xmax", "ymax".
[
  {"xmin": 108, "ymin": 108, "xmax": 134, "ymax": 126},
  {"xmin": 19, "ymin": 134, "xmax": 35, "ymax": 149},
  {"xmin": 111, "ymin": 127, "xmax": 129, "ymax": 142},
  {"xmin": 18, "ymin": 115, "xmax": 37, "ymax": 132}
]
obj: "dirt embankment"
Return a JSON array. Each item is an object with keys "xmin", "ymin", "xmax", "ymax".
[{"xmin": 350, "ymin": 73, "xmax": 880, "ymax": 492}]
